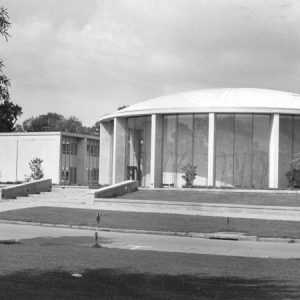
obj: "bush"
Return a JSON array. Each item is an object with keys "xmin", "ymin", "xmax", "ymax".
[
  {"xmin": 285, "ymin": 169, "xmax": 300, "ymax": 188},
  {"xmin": 28, "ymin": 157, "xmax": 44, "ymax": 181},
  {"xmin": 181, "ymin": 164, "xmax": 197, "ymax": 187}
]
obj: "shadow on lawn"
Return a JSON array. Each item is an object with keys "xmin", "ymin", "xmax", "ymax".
[{"xmin": 0, "ymin": 269, "xmax": 299, "ymax": 300}]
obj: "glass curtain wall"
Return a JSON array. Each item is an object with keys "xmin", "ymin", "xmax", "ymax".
[
  {"xmin": 162, "ymin": 114, "xmax": 208, "ymax": 187},
  {"xmin": 86, "ymin": 139, "xmax": 99, "ymax": 185},
  {"xmin": 279, "ymin": 115, "xmax": 300, "ymax": 188},
  {"xmin": 61, "ymin": 136, "xmax": 78, "ymax": 184},
  {"xmin": 215, "ymin": 114, "xmax": 270, "ymax": 188},
  {"xmin": 193, "ymin": 114, "xmax": 209, "ymax": 186},
  {"xmin": 162, "ymin": 115, "xmax": 177, "ymax": 187},
  {"xmin": 126, "ymin": 116, "xmax": 151, "ymax": 187},
  {"xmin": 215, "ymin": 114, "xmax": 234, "ymax": 187},
  {"xmin": 177, "ymin": 115, "xmax": 193, "ymax": 187},
  {"xmin": 252, "ymin": 115, "xmax": 271, "ymax": 188}
]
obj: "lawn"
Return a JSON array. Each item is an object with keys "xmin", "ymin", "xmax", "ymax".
[
  {"xmin": 0, "ymin": 206, "xmax": 300, "ymax": 238},
  {"xmin": 117, "ymin": 189, "xmax": 300, "ymax": 206},
  {"xmin": 0, "ymin": 236, "xmax": 300, "ymax": 299}
]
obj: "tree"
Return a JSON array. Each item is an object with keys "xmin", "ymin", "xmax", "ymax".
[
  {"xmin": 22, "ymin": 113, "xmax": 65, "ymax": 132},
  {"xmin": 21, "ymin": 113, "xmax": 98, "ymax": 135},
  {"xmin": 0, "ymin": 6, "xmax": 22, "ymax": 132},
  {"xmin": 60, "ymin": 116, "xmax": 83, "ymax": 133},
  {"xmin": 89, "ymin": 120, "xmax": 100, "ymax": 136},
  {"xmin": 0, "ymin": 99, "xmax": 22, "ymax": 131},
  {"xmin": 0, "ymin": 6, "xmax": 10, "ymax": 40}
]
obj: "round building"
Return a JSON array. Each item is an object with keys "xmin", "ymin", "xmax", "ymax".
[{"xmin": 99, "ymin": 88, "xmax": 300, "ymax": 189}]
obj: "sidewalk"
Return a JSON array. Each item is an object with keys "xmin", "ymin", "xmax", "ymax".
[
  {"xmin": 0, "ymin": 218, "xmax": 296, "ymax": 243},
  {"xmin": 1, "ymin": 222, "xmax": 300, "ymax": 259}
]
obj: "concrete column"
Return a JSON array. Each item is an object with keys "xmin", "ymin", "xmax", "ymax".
[
  {"xmin": 112, "ymin": 117, "xmax": 127, "ymax": 184},
  {"xmin": 99, "ymin": 121, "xmax": 112, "ymax": 185},
  {"xmin": 269, "ymin": 114, "xmax": 280, "ymax": 189},
  {"xmin": 207, "ymin": 113, "xmax": 215, "ymax": 186},
  {"xmin": 150, "ymin": 114, "xmax": 163, "ymax": 188}
]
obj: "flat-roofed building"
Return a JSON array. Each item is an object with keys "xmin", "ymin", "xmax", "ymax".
[
  {"xmin": 0, "ymin": 132, "xmax": 99, "ymax": 185},
  {"xmin": 99, "ymin": 88, "xmax": 300, "ymax": 189}
]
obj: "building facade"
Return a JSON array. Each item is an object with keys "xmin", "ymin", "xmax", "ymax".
[
  {"xmin": 99, "ymin": 88, "xmax": 300, "ymax": 189},
  {"xmin": 0, "ymin": 132, "xmax": 99, "ymax": 185}
]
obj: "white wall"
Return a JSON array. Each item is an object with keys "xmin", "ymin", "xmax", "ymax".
[
  {"xmin": 0, "ymin": 134, "xmax": 61, "ymax": 184},
  {"xmin": 0, "ymin": 138, "xmax": 18, "ymax": 182}
]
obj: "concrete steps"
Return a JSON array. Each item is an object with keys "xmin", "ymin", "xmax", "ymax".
[{"xmin": 16, "ymin": 188, "xmax": 95, "ymax": 204}]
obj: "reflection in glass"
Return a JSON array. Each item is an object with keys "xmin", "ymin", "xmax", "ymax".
[
  {"xmin": 162, "ymin": 115, "xmax": 177, "ymax": 186},
  {"xmin": 279, "ymin": 115, "xmax": 300, "ymax": 188},
  {"xmin": 177, "ymin": 115, "xmax": 193, "ymax": 187},
  {"xmin": 279, "ymin": 116, "xmax": 292, "ymax": 188},
  {"xmin": 215, "ymin": 114, "xmax": 234, "ymax": 187},
  {"xmin": 61, "ymin": 136, "xmax": 78, "ymax": 184},
  {"xmin": 127, "ymin": 116, "xmax": 151, "ymax": 187},
  {"xmin": 234, "ymin": 114, "xmax": 252, "ymax": 187},
  {"xmin": 215, "ymin": 114, "xmax": 270, "ymax": 188},
  {"xmin": 162, "ymin": 114, "xmax": 209, "ymax": 187},
  {"xmin": 193, "ymin": 114, "xmax": 208, "ymax": 186},
  {"xmin": 252, "ymin": 115, "xmax": 270, "ymax": 188}
]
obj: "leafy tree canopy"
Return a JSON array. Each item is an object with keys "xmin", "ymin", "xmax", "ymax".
[
  {"xmin": 20, "ymin": 112, "xmax": 100, "ymax": 136},
  {"xmin": 0, "ymin": 6, "xmax": 10, "ymax": 40},
  {"xmin": 0, "ymin": 6, "xmax": 22, "ymax": 132}
]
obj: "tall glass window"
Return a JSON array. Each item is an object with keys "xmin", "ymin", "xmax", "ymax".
[
  {"xmin": 177, "ymin": 115, "xmax": 193, "ymax": 187},
  {"xmin": 234, "ymin": 114, "xmax": 253, "ymax": 187},
  {"xmin": 193, "ymin": 114, "xmax": 208, "ymax": 186},
  {"xmin": 162, "ymin": 114, "xmax": 209, "ymax": 187},
  {"xmin": 279, "ymin": 115, "xmax": 300, "ymax": 188},
  {"xmin": 215, "ymin": 114, "xmax": 234, "ymax": 187},
  {"xmin": 162, "ymin": 115, "xmax": 177, "ymax": 187},
  {"xmin": 61, "ymin": 136, "xmax": 78, "ymax": 184},
  {"xmin": 86, "ymin": 139, "xmax": 99, "ymax": 185},
  {"xmin": 252, "ymin": 115, "xmax": 270, "ymax": 189},
  {"xmin": 126, "ymin": 116, "xmax": 151, "ymax": 187},
  {"xmin": 215, "ymin": 114, "xmax": 270, "ymax": 188}
]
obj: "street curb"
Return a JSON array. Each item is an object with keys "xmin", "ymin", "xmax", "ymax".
[{"xmin": 0, "ymin": 219, "xmax": 299, "ymax": 243}]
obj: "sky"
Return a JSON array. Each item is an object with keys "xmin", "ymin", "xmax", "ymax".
[{"xmin": 1, "ymin": 0, "xmax": 300, "ymax": 126}]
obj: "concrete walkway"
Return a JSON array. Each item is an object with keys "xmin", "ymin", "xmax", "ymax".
[{"xmin": 1, "ymin": 223, "xmax": 300, "ymax": 259}]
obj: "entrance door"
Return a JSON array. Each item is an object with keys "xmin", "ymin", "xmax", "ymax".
[{"xmin": 127, "ymin": 128, "xmax": 143, "ymax": 185}]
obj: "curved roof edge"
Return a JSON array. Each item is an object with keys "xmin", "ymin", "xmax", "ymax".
[{"xmin": 100, "ymin": 88, "xmax": 300, "ymax": 121}]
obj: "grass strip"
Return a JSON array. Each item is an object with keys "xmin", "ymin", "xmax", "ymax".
[
  {"xmin": 117, "ymin": 190, "xmax": 300, "ymax": 207},
  {"xmin": 0, "ymin": 206, "xmax": 300, "ymax": 238}
]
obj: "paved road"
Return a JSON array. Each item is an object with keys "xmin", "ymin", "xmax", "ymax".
[{"xmin": 1, "ymin": 223, "xmax": 300, "ymax": 259}]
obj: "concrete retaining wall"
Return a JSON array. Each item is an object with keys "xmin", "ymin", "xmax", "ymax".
[
  {"xmin": 0, "ymin": 179, "xmax": 52, "ymax": 200},
  {"xmin": 94, "ymin": 180, "xmax": 138, "ymax": 198}
]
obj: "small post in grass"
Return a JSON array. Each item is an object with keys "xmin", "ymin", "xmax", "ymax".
[
  {"xmin": 93, "ymin": 211, "xmax": 101, "ymax": 248},
  {"xmin": 226, "ymin": 217, "xmax": 230, "ymax": 232}
]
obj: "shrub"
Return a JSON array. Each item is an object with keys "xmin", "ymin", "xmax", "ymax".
[
  {"xmin": 285, "ymin": 169, "xmax": 300, "ymax": 188},
  {"xmin": 28, "ymin": 157, "xmax": 44, "ymax": 180},
  {"xmin": 181, "ymin": 164, "xmax": 197, "ymax": 187}
]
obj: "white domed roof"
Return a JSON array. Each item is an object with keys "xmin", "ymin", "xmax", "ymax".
[{"xmin": 100, "ymin": 88, "xmax": 300, "ymax": 121}]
